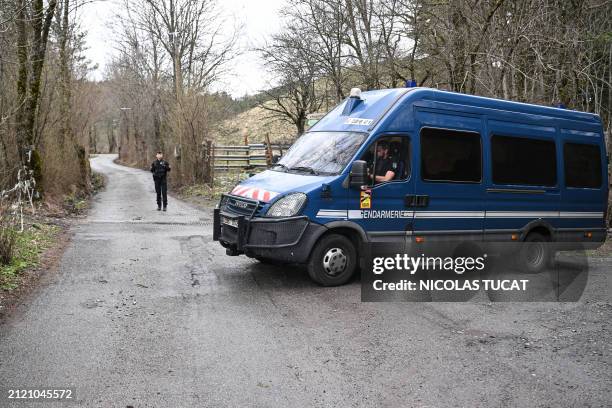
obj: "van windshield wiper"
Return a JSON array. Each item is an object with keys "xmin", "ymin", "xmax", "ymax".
[
  {"xmin": 289, "ymin": 166, "xmax": 319, "ymax": 175},
  {"xmin": 272, "ymin": 163, "xmax": 289, "ymax": 172}
]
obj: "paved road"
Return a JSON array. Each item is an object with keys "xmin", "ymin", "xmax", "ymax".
[{"xmin": 1, "ymin": 154, "xmax": 611, "ymax": 407}]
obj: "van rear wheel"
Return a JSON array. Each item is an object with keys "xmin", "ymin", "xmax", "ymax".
[
  {"xmin": 516, "ymin": 232, "xmax": 551, "ymax": 273},
  {"xmin": 308, "ymin": 234, "xmax": 357, "ymax": 286}
]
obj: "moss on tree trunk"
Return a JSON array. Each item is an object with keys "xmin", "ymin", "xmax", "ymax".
[{"xmin": 30, "ymin": 149, "xmax": 43, "ymax": 196}]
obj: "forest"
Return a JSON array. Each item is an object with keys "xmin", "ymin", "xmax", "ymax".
[{"xmin": 0, "ymin": 0, "xmax": 610, "ymax": 197}]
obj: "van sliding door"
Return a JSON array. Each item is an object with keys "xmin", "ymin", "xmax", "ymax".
[{"xmin": 412, "ymin": 111, "xmax": 486, "ymax": 246}]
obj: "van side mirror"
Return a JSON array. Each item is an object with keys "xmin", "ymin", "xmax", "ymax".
[
  {"xmin": 349, "ymin": 160, "xmax": 368, "ymax": 188},
  {"xmin": 271, "ymin": 154, "xmax": 280, "ymax": 164}
]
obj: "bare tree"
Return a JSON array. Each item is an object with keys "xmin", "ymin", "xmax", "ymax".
[
  {"xmin": 258, "ymin": 26, "xmax": 325, "ymax": 136},
  {"xmin": 118, "ymin": 0, "xmax": 240, "ymax": 99},
  {"xmin": 285, "ymin": 0, "xmax": 348, "ymax": 103},
  {"xmin": 14, "ymin": 0, "xmax": 58, "ymax": 189},
  {"xmin": 107, "ymin": 0, "xmax": 240, "ymax": 185}
]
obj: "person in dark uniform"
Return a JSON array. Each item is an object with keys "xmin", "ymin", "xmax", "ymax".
[
  {"xmin": 150, "ymin": 151, "xmax": 171, "ymax": 211},
  {"xmin": 372, "ymin": 141, "xmax": 396, "ymax": 184}
]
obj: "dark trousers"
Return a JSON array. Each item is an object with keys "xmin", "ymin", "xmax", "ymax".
[{"xmin": 154, "ymin": 176, "xmax": 168, "ymax": 208}]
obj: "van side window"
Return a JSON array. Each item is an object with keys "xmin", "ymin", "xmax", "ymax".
[
  {"xmin": 491, "ymin": 135, "xmax": 556, "ymax": 186},
  {"xmin": 420, "ymin": 127, "xmax": 481, "ymax": 183},
  {"xmin": 564, "ymin": 143, "xmax": 602, "ymax": 188}
]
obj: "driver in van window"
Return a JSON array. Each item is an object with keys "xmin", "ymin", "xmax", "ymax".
[{"xmin": 371, "ymin": 141, "xmax": 397, "ymax": 184}]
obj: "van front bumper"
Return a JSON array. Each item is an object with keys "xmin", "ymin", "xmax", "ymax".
[{"xmin": 213, "ymin": 208, "xmax": 326, "ymax": 263}]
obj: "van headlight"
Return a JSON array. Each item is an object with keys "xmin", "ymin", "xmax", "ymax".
[{"xmin": 266, "ymin": 193, "xmax": 307, "ymax": 217}]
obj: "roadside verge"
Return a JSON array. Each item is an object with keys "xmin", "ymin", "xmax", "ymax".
[{"xmin": 0, "ymin": 172, "xmax": 106, "ymax": 320}]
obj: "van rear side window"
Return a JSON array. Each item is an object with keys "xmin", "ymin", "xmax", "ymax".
[
  {"xmin": 564, "ymin": 143, "xmax": 602, "ymax": 188},
  {"xmin": 491, "ymin": 135, "xmax": 556, "ymax": 186},
  {"xmin": 420, "ymin": 127, "xmax": 481, "ymax": 183}
]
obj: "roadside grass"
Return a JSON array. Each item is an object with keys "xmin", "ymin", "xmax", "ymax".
[
  {"xmin": 0, "ymin": 223, "xmax": 60, "ymax": 291},
  {"xmin": 92, "ymin": 171, "xmax": 106, "ymax": 192},
  {"xmin": 63, "ymin": 193, "xmax": 89, "ymax": 214},
  {"xmin": 0, "ymin": 170, "xmax": 104, "ymax": 300},
  {"xmin": 63, "ymin": 171, "xmax": 106, "ymax": 214}
]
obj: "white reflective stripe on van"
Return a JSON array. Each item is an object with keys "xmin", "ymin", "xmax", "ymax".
[
  {"xmin": 487, "ymin": 211, "xmax": 604, "ymax": 219},
  {"xmin": 559, "ymin": 212, "xmax": 604, "ymax": 218},
  {"xmin": 415, "ymin": 211, "xmax": 485, "ymax": 218},
  {"xmin": 485, "ymin": 211, "xmax": 560, "ymax": 218},
  {"xmin": 348, "ymin": 210, "xmax": 363, "ymax": 219},
  {"xmin": 316, "ymin": 210, "xmax": 604, "ymax": 220},
  {"xmin": 317, "ymin": 210, "xmax": 348, "ymax": 219}
]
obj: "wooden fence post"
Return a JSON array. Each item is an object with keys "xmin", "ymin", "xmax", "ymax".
[{"xmin": 264, "ymin": 133, "xmax": 273, "ymax": 166}]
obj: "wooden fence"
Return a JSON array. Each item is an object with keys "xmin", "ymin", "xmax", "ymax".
[{"xmin": 213, "ymin": 143, "xmax": 290, "ymax": 171}]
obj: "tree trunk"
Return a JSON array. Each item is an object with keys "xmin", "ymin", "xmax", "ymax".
[
  {"xmin": 15, "ymin": 0, "xmax": 28, "ymax": 162},
  {"xmin": 58, "ymin": 0, "xmax": 72, "ymax": 149},
  {"xmin": 14, "ymin": 0, "xmax": 58, "ymax": 194}
]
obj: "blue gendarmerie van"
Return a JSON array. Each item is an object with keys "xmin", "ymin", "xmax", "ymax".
[{"xmin": 214, "ymin": 87, "xmax": 609, "ymax": 286}]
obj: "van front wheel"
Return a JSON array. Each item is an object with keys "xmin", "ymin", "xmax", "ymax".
[{"xmin": 308, "ymin": 234, "xmax": 357, "ymax": 286}]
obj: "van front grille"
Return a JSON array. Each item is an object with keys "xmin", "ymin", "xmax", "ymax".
[{"xmin": 220, "ymin": 195, "xmax": 262, "ymax": 217}]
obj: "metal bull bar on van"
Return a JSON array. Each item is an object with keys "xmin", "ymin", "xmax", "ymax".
[{"xmin": 214, "ymin": 193, "xmax": 324, "ymax": 261}]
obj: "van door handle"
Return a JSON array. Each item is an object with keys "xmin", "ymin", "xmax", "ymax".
[{"xmin": 404, "ymin": 194, "xmax": 429, "ymax": 208}]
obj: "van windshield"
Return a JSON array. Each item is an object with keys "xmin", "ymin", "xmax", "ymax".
[{"xmin": 273, "ymin": 131, "xmax": 367, "ymax": 175}]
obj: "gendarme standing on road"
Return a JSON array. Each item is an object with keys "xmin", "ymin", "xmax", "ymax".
[{"xmin": 150, "ymin": 151, "xmax": 171, "ymax": 211}]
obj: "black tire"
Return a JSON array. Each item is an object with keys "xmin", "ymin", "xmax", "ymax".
[
  {"xmin": 516, "ymin": 232, "xmax": 552, "ymax": 273},
  {"xmin": 307, "ymin": 234, "xmax": 357, "ymax": 286}
]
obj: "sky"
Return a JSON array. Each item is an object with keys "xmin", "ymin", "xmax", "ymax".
[{"xmin": 80, "ymin": 0, "xmax": 287, "ymax": 97}]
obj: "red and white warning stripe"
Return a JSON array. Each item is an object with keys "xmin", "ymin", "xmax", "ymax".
[{"xmin": 230, "ymin": 185, "xmax": 279, "ymax": 202}]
